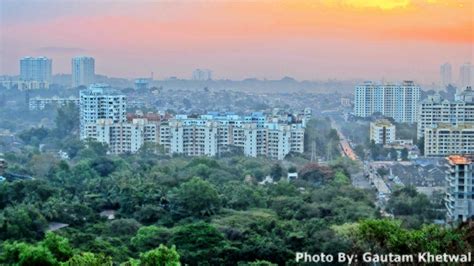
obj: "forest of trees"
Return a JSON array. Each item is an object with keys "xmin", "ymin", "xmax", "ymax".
[{"xmin": 0, "ymin": 106, "xmax": 472, "ymax": 265}]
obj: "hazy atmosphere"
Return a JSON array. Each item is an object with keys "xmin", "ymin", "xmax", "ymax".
[{"xmin": 1, "ymin": 0, "xmax": 472, "ymax": 81}]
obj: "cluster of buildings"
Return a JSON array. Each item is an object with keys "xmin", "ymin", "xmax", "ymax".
[
  {"xmin": 440, "ymin": 62, "xmax": 474, "ymax": 88},
  {"xmin": 79, "ymin": 84, "xmax": 307, "ymax": 160},
  {"xmin": 0, "ymin": 56, "xmax": 96, "ymax": 90},
  {"xmin": 418, "ymin": 87, "xmax": 474, "ymax": 157},
  {"xmin": 355, "ymin": 79, "xmax": 474, "ymax": 157}
]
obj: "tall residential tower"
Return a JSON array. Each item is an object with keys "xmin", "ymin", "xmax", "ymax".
[
  {"xmin": 79, "ymin": 83, "xmax": 126, "ymax": 139},
  {"xmin": 20, "ymin": 56, "xmax": 52, "ymax": 82},
  {"xmin": 440, "ymin": 63, "xmax": 452, "ymax": 87},
  {"xmin": 72, "ymin": 56, "xmax": 95, "ymax": 88}
]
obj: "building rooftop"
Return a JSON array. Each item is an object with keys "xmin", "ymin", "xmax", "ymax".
[
  {"xmin": 447, "ymin": 155, "xmax": 473, "ymax": 165},
  {"xmin": 371, "ymin": 119, "xmax": 393, "ymax": 127}
]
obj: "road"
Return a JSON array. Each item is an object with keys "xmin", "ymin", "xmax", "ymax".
[{"xmin": 330, "ymin": 117, "xmax": 392, "ymax": 209}]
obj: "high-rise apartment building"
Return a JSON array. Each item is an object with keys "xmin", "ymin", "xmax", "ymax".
[
  {"xmin": 354, "ymin": 81, "xmax": 420, "ymax": 123},
  {"xmin": 79, "ymin": 84, "xmax": 126, "ymax": 139},
  {"xmin": 460, "ymin": 63, "xmax": 473, "ymax": 89},
  {"xmin": 83, "ymin": 118, "xmax": 158, "ymax": 154},
  {"xmin": 72, "ymin": 56, "xmax": 95, "ymax": 87},
  {"xmin": 445, "ymin": 155, "xmax": 474, "ymax": 223},
  {"xmin": 440, "ymin": 63, "xmax": 452, "ymax": 87},
  {"xmin": 192, "ymin": 69, "xmax": 212, "ymax": 81},
  {"xmin": 20, "ymin": 57, "xmax": 52, "ymax": 82},
  {"xmin": 370, "ymin": 119, "xmax": 396, "ymax": 145},
  {"xmin": 417, "ymin": 86, "xmax": 474, "ymax": 139},
  {"xmin": 424, "ymin": 124, "xmax": 474, "ymax": 157}
]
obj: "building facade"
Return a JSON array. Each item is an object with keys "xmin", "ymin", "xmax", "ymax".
[
  {"xmin": 29, "ymin": 96, "xmax": 79, "ymax": 111},
  {"xmin": 370, "ymin": 119, "xmax": 396, "ymax": 145},
  {"xmin": 417, "ymin": 87, "xmax": 474, "ymax": 140},
  {"xmin": 1, "ymin": 80, "xmax": 49, "ymax": 90},
  {"xmin": 354, "ymin": 81, "xmax": 420, "ymax": 123},
  {"xmin": 20, "ymin": 57, "xmax": 52, "ymax": 82},
  {"xmin": 82, "ymin": 118, "xmax": 158, "ymax": 154},
  {"xmin": 424, "ymin": 124, "xmax": 474, "ymax": 157},
  {"xmin": 192, "ymin": 69, "xmax": 212, "ymax": 81},
  {"xmin": 159, "ymin": 114, "xmax": 305, "ymax": 160},
  {"xmin": 72, "ymin": 56, "xmax": 95, "ymax": 88},
  {"xmin": 445, "ymin": 155, "xmax": 474, "ymax": 223},
  {"xmin": 460, "ymin": 63, "xmax": 473, "ymax": 89},
  {"xmin": 79, "ymin": 84, "xmax": 126, "ymax": 139},
  {"xmin": 440, "ymin": 63, "xmax": 452, "ymax": 87}
]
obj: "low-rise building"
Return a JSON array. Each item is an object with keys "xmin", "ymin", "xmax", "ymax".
[
  {"xmin": 445, "ymin": 155, "xmax": 474, "ymax": 223},
  {"xmin": 424, "ymin": 124, "xmax": 474, "ymax": 157},
  {"xmin": 370, "ymin": 119, "xmax": 396, "ymax": 145},
  {"xmin": 29, "ymin": 96, "xmax": 79, "ymax": 110},
  {"xmin": 1, "ymin": 80, "xmax": 49, "ymax": 90}
]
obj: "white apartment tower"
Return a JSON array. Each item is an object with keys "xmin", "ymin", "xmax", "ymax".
[
  {"xmin": 445, "ymin": 155, "xmax": 474, "ymax": 223},
  {"xmin": 440, "ymin": 63, "xmax": 452, "ymax": 87},
  {"xmin": 20, "ymin": 57, "xmax": 52, "ymax": 82},
  {"xmin": 354, "ymin": 81, "xmax": 420, "ymax": 123},
  {"xmin": 417, "ymin": 87, "xmax": 474, "ymax": 140},
  {"xmin": 79, "ymin": 84, "xmax": 126, "ymax": 139},
  {"xmin": 72, "ymin": 56, "xmax": 95, "ymax": 88}
]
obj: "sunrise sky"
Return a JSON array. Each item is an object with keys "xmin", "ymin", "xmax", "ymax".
[{"xmin": 0, "ymin": 0, "xmax": 473, "ymax": 83}]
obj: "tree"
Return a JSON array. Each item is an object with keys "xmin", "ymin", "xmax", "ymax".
[
  {"xmin": 54, "ymin": 103, "xmax": 79, "ymax": 138},
  {"xmin": 170, "ymin": 222, "xmax": 232, "ymax": 263},
  {"xmin": 417, "ymin": 137, "xmax": 425, "ymax": 156},
  {"xmin": 401, "ymin": 148, "xmax": 409, "ymax": 161},
  {"xmin": 90, "ymin": 157, "xmax": 117, "ymax": 177},
  {"xmin": 388, "ymin": 148, "xmax": 398, "ymax": 161},
  {"xmin": 15, "ymin": 244, "xmax": 58, "ymax": 266},
  {"xmin": 131, "ymin": 226, "xmax": 171, "ymax": 252},
  {"xmin": 63, "ymin": 252, "xmax": 112, "ymax": 266},
  {"xmin": 139, "ymin": 245, "xmax": 180, "ymax": 266},
  {"xmin": 41, "ymin": 232, "xmax": 73, "ymax": 262},
  {"xmin": 0, "ymin": 204, "xmax": 48, "ymax": 241},
  {"xmin": 270, "ymin": 164, "xmax": 283, "ymax": 181},
  {"xmin": 169, "ymin": 177, "xmax": 221, "ymax": 218}
]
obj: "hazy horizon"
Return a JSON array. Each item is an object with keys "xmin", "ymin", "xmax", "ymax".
[{"xmin": 1, "ymin": 0, "xmax": 473, "ymax": 83}]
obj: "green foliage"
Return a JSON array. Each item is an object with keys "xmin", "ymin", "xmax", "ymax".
[
  {"xmin": 0, "ymin": 204, "xmax": 48, "ymax": 241},
  {"xmin": 221, "ymin": 181, "xmax": 266, "ymax": 210},
  {"xmin": 347, "ymin": 219, "xmax": 467, "ymax": 255},
  {"xmin": 170, "ymin": 222, "xmax": 233, "ymax": 264},
  {"xmin": 386, "ymin": 186, "xmax": 444, "ymax": 228},
  {"xmin": 169, "ymin": 177, "xmax": 221, "ymax": 218},
  {"xmin": 139, "ymin": 245, "xmax": 180, "ymax": 266},
  {"xmin": 63, "ymin": 252, "xmax": 113, "ymax": 266},
  {"xmin": 42, "ymin": 232, "xmax": 74, "ymax": 262},
  {"xmin": 54, "ymin": 103, "xmax": 79, "ymax": 138},
  {"xmin": 0, "ymin": 147, "xmax": 469, "ymax": 265},
  {"xmin": 131, "ymin": 226, "xmax": 171, "ymax": 252}
]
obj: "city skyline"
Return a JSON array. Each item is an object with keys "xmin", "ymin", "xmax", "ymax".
[{"xmin": 1, "ymin": 0, "xmax": 472, "ymax": 82}]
